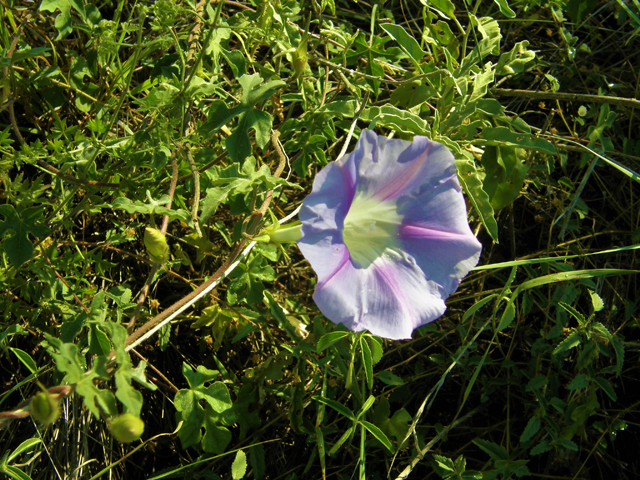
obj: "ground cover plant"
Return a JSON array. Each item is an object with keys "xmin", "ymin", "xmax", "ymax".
[{"xmin": 1, "ymin": 0, "xmax": 640, "ymax": 478}]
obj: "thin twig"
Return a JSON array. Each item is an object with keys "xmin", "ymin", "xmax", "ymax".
[
  {"xmin": 493, "ymin": 88, "xmax": 640, "ymax": 109},
  {"xmin": 184, "ymin": 145, "xmax": 203, "ymax": 238},
  {"xmin": 130, "ymin": 349, "xmax": 179, "ymax": 393}
]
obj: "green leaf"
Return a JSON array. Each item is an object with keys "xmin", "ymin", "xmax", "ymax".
[
  {"xmin": 493, "ymin": 0, "xmax": 516, "ymax": 18},
  {"xmin": 200, "ymin": 74, "xmax": 285, "ymax": 163},
  {"xmin": 496, "ymin": 41, "xmax": 535, "ymax": 75},
  {"xmin": 316, "ymin": 331, "xmax": 350, "ymax": 352},
  {"xmin": 380, "ymin": 24, "xmax": 425, "ymax": 67},
  {"xmin": 557, "ymin": 302, "xmax": 585, "ymax": 324},
  {"xmin": 9, "ymin": 348, "xmax": 37, "ymax": 374},
  {"xmin": 115, "ymin": 371, "xmax": 143, "ymax": 416},
  {"xmin": 6, "ymin": 439, "xmax": 42, "ymax": 464},
  {"xmin": 567, "ymin": 0, "xmax": 598, "ymax": 23},
  {"xmin": 530, "ymin": 440, "xmax": 552, "ymax": 456},
  {"xmin": 39, "ymin": 0, "xmax": 86, "ymax": 38},
  {"xmin": 553, "ymin": 330, "xmax": 582, "ymax": 356},
  {"xmin": 497, "ymin": 302, "xmax": 516, "ymax": 332},
  {"xmin": 589, "ymin": 290, "xmax": 604, "ymax": 312},
  {"xmin": 264, "ymin": 291, "xmax": 299, "ymax": 341},
  {"xmin": 110, "ymin": 196, "xmax": 192, "ymax": 226},
  {"xmin": 361, "ymin": 104, "xmax": 431, "ymax": 136},
  {"xmin": 2, "ymin": 465, "xmax": 34, "ymax": 480},
  {"xmin": 200, "ymin": 184, "xmax": 237, "ymax": 225},
  {"xmin": 202, "ymin": 409, "xmax": 232, "ymax": 454},
  {"xmin": 593, "ymin": 377, "xmax": 617, "ymax": 401},
  {"xmin": 473, "ymin": 438, "xmax": 509, "ymax": 461},
  {"xmin": 360, "ymin": 420, "xmax": 394, "ymax": 453},
  {"xmin": 478, "ymin": 127, "xmax": 556, "ymax": 155},
  {"xmin": 360, "ymin": 337, "xmax": 374, "ymax": 390},
  {"xmin": 232, "ymin": 450, "xmax": 247, "ymax": 480},
  {"xmin": 312, "ymin": 395, "xmax": 355, "ymax": 421},
  {"xmin": 463, "ymin": 294, "xmax": 498, "ymax": 322},
  {"xmin": 567, "ymin": 374, "xmax": 589, "ymax": 390},
  {"xmin": 482, "ymin": 146, "xmax": 530, "ymax": 210},
  {"xmin": 45, "ymin": 335, "xmax": 116, "ymax": 418},
  {"xmin": 0, "ymin": 205, "xmax": 48, "ymax": 267},
  {"xmin": 457, "ymin": 158, "xmax": 499, "ymax": 243},
  {"xmin": 469, "ymin": 64, "xmax": 494, "ymax": 103},
  {"xmin": 421, "ymin": 0, "xmax": 456, "ymax": 19},
  {"xmin": 249, "ymin": 444, "xmax": 266, "ymax": 480},
  {"xmin": 610, "ymin": 335, "xmax": 625, "ymax": 377},
  {"xmin": 519, "ymin": 416, "xmax": 541, "ymax": 443},
  {"xmin": 377, "ymin": 371, "xmax": 405, "ymax": 386}
]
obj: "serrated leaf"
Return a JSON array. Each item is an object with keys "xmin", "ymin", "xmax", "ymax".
[
  {"xmin": 519, "ymin": 416, "xmax": 541, "ymax": 443},
  {"xmin": 557, "ymin": 301, "xmax": 585, "ymax": 324},
  {"xmin": 473, "ymin": 438, "xmax": 509, "ymax": 460},
  {"xmin": 0, "ymin": 205, "xmax": 48, "ymax": 267},
  {"xmin": 232, "ymin": 450, "xmax": 247, "ymax": 479},
  {"xmin": 567, "ymin": 374, "xmax": 589, "ymax": 390},
  {"xmin": 589, "ymin": 290, "xmax": 604, "ymax": 312},
  {"xmin": 594, "ymin": 377, "xmax": 617, "ymax": 401},
  {"xmin": 553, "ymin": 330, "xmax": 582, "ymax": 356},
  {"xmin": 530, "ymin": 439, "xmax": 551, "ymax": 455}
]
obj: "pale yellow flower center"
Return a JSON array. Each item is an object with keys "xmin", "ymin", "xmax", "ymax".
[{"xmin": 342, "ymin": 193, "xmax": 402, "ymax": 268}]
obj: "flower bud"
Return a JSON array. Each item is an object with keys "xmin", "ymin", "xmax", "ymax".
[
  {"xmin": 144, "ymin": 227, "xmax": 169, "ymax": 263},
  {"xmin": 292, "ymin": 41, "xmax": 307, "ymax": 77},
  {"xmin": 30, "ymin": 391, "xmax": 60, "ymax": 425},
  {"xmin": 109, "ymin": 413, "xmax": 145, "ymax": 443}
]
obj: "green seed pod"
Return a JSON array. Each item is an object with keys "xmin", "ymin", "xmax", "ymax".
[
  {"xmin": 144, "ymin": 227, "xmax": 169, "ymax": 263},
  {"xmin": 30, "ymin": 391, "xmax": 60, "ymax": 425},
  {"xmin": 109, "ymin": 413, "xmax": 145, "ymax": 443}
]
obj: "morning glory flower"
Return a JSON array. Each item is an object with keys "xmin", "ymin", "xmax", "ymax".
[{"xmin": 296, "ymin": 130, "xmax": 482, "ymax": 340}]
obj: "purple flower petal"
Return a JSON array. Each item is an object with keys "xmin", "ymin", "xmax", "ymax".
[
  {"xmin": 311, "ymin": 252, "xmax": 447, "ymax": 340},
  {"xmin": 297, "ymin": 130, "xmax": 482, "ymax": 340}
]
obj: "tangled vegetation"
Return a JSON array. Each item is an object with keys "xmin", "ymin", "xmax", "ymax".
[{"xmin": 1, "ymin": 0, "xmax": 640, "ymax": 479}]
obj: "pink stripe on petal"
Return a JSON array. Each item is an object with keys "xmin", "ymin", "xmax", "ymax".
[
  {"xmin": 375, "ymin": 144, "xmax": 432, "ymax": 201},
  {"xmin": 399, "ymin": 224, "xmax": 478, "ymax": 241}
]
